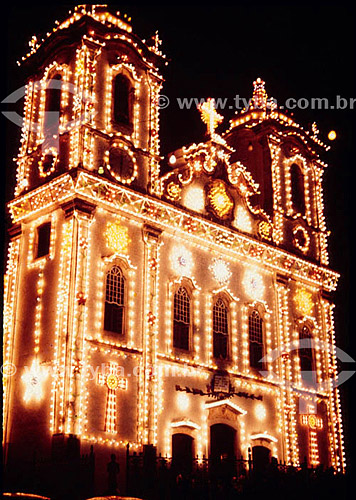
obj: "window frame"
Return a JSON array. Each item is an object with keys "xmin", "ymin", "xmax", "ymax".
[
  {"xmin": 112, "ymin": 72, "xmax": 135, "ymax": 129},
  {"xmin": 212, "ymin": 296, "xmax": 230, "ymax": 360},
  {"xmin": 290, "ymin": 162, "xmax": 306, "ymax": 216},
  {"xmin": 173, "ymin": 285, "xmax": 192, "ymax": 352},
  {"xmin": 45, "ymin": 73, "xmax": 63, "ymax": 114},
  {"xmin": 248, "ymin": 308, "xmax": 266, "ymax": 372},
  {"xmin": 35, "ymin": 221, "xmax": 52, "ymax": 260},
  {"xmin": 43, "ymin": 72, "xmax": 63, "ymax": 140},
  {"xmin": 298, "ymin": 324, "xmax": 316, "ymax": 383},
  {"xmin": 103, "ymin": 264, "xmax": 127, "ymax": 336}
]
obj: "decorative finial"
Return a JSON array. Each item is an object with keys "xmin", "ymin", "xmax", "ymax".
[
  {"xmin": 198, "ymin": 98, "xmax": 224, "ymax": 136},
  {"xmin": 251, "ymin": 78, "xmax": 268, "ymax": 110},
  {"xmin": 29, "ymin": 35, "xmax": 38, "ymax": 49},
  {"xmin": 311, "ymin": 122, "xmax": 319, "ymax": 137},
  {"xmin": 153, "ymin": 31, "xmax": 161, "ymax": 49}
]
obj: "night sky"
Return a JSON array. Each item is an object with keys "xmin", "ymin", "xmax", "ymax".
[{"xmin": 4, "ymin": 3, "xmax": 356, "ymax": 470}]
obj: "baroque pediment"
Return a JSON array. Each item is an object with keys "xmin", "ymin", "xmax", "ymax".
[
  {"xmin": 160, "ymin": 139, "xmax": 272, "ymax": 239},
  {"xmin": 205, "ymin": 399, "xmax": 247, "ymax": 425}
]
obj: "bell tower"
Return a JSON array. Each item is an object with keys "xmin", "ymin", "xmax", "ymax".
[
  {"xmin": 225, "ymin": 79, "xmax": 330, "ymax": 265},
  {"xmin": 3, "ymin": 6, "xmax": 166, "ymax": 494},
  {"xmin": 15, "ymin": 4, "xmax": 166, "ymax": 197}
]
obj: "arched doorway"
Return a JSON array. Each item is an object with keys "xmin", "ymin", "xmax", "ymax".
[
  {"xmin": 210, "ymin": 424, "xmax": 237, "ymax": 481},
  {"xmin": 210, "ymin": 423, "xmax": 236, "ymax": 460},
  {"xmin": 252, "ymin": 445, "xmax": 271, "ymax": 475},
  {"xmin": 172, "ymin": 433, "xmax": 194, "ymax": 474}
]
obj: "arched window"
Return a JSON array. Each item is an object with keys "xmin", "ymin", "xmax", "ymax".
[
  {"xmin": 113, "ymin": 74, "xmax": 133, "ymax": 126},
  {"xmin": 249, "ymin": 309, "xmax": 265, "ymax": 370},
  {"xmin": 299, "ymin": 325, "xmax": 315, "ymax": 382},
  {"xmin": 213, "ymin": 298, "xmax": 229, "ymax": 359},
  {"xmin": 104, "ymin": 265, "xmax": 125, "ymax": 334},
  {"xmin": 44, "ymin": 73, "xmax": 62, "ymax": 136},
  {"xmin": 290, "ymin": 163, "xmax": 306, "ymax": 215},
  {"xmin": 173, "ymin": 287, "xmax": 190, "ymax": 350}
]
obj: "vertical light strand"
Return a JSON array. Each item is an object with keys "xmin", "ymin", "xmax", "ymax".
[
  {"xmin": 152, "ymin": 240, "xmax": 161, "ymax": 446},
  {"xmin": 15, "ymin": 81, "xmax": 33, "ymax": 195},
  {"xmin": 75, "ymin": 214, "xmax": 93, "ymax": 436},
  {"xmin": 284, "ymin": 159, "xmax": 293, "ymax": 216},
  {"xmin": 276, "ymin": 283, "xmax": 291, "ymax": 464},
  {"xmin": 268, "ymin": 139, "xmax": 283, "ymax": 244},
  {"xmin": 164, "ymin": 425, "xmax": 171, "ymax": 458},
  {"xmin": 314, "ymin": 324, "xmax": 322, "ymax": 388},
  {"xmin": 165, "ymin": 281, "xmax": 173, "ymax": 355},
  {"xmin": 282, "ymin": 286, "xmax": 299, "ymax": 466},
  {"xmin": 241, "ymin": 304, "xmax": 250, "ymax": 374},
  {"xmin": 294, "ymin": 321, "xmax": 302, "ymax": 387},
  {"xmin": 33, "ymin": 267, "xmax": 45, "ymax": 355},
  {"xmin": 315, "ymin": 166, "xmax": 329, "ymax": 265},
  {"xmin": 3, "ymin": 237, "xmax": 21, "ymax": 442},
  {"xmin": 201, "ymin": 404, "xmax": 209, "ymax": 459},
  {"xmin": 69, "ymin": 44, "xmax": 87, "ymax": 169},
  {"xmin": 193, "ymin": 288, "xmax": 201, "ymax": 362},
  {"xmin": 141, "ymin": 227, "xmax": 162, "ymax": 446},
  {"xmin": 264, "ymin": 309, "xmax": 272, "ymax": 377},
  {"xmin": 83, "ymin": 128, "xmax": 94, "ymax": 171},
  {"xmin": 50, "ymin": 219, "xmax": 73, "ymax": 433},
  {"xmin": 327, "ymin": 302, "xmax": 346, "ymax": 471},
  {"xmin": 240, "ymin": 419, "xmax": 248, "ymax": 459},
  {"xmin": 127, "ymin": 268, "xmax": 136, "ymax": 348},
  {"xmin": 205, "ymin": 293, "xmax": 213, "ymax": 367},
  {"xmin": 147, "ymin": 74, "xmax": 162, "ymax": 194},
  {"xmin": 231, "ymin": 301, "xmax": 238, "ymax": 370},
  {"xmin": 309, "ymin": 430, "xmax": 320, "ymax": 466},
  {"xmin": 304, "ymin": 166, "xmax": 312, "ymax": 226},
  {"xmin": 105, "ymin": 64, "xmax": 113, "ymax": 133},
  {"xmin": 66, "ymin": 210, "xmax": 93, "ymax": 436},
  {"xmin": 321, "ymin": 299, "xmax": 337, "ymax": 468}
]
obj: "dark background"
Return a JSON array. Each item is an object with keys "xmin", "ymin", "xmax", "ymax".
[{"xmin": 3, "ymin": 2, "xmax": 355, "ymax": 472}]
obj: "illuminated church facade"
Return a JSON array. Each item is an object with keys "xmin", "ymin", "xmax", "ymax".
[{"xmin": 3, "ymin": 4, "xmax": 345, "ymax": 493}]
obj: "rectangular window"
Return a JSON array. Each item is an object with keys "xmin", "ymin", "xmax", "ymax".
[
  {"xmin": 173, "ymin": 321, "xmax": 189, "ymax": 350},
  {"xmin": 104, "ymin": 302, "xmax": 124, "ymax": 334},
  {"xmin": 249, "ymin": 342, "xmax": 264, "ymax": 370},
  {"xmin": 213, "ymin": 333, "xmax": 228, "ymax": 359},
  {"xmin": 36, "ymin": 222, "xmax": 51, "ymax": 259}
]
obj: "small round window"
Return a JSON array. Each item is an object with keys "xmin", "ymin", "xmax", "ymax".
[{"xmin": 104, "ymin": 145, "xmax": 138, "ymax": 185}]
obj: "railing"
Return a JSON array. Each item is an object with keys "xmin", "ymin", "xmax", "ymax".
[
  {"xmin": 126, "ymin": 445, "xmax": 256, "ymax": 498},
  {"xmin": 125, "ymin": 445, "xmax": 343, "ymax": 500}
]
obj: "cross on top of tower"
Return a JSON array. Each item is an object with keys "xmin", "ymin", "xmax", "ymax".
[
  {"xmin": 149, "ymin": 31, "xmax": 163, "ymax": 56},
  {"xmin": 199, "ymin": 98, "xmax": 224, "ymax": 136}
]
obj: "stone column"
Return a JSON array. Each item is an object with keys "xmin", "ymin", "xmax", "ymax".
[{"xmin": 141, "ymin": 224, "xmax": 162, "ymax": 446}]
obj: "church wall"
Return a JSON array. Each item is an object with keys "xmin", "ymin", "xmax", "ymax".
[{"xmin": 3, "ymin": 7, "xmax": 346, "ymax": 496}]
